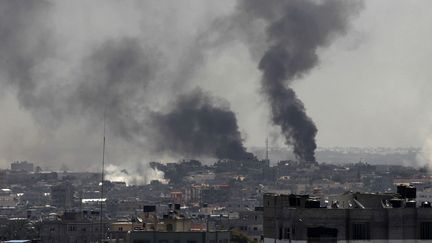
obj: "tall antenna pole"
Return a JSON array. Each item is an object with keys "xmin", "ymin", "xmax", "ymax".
[
  {"xmin": 266, "ymin": 137, "xmax": 269, "ymax": 161},
  {"xmin": 99, "ymin": 106, "xmax": 106, "ymax": 242}
]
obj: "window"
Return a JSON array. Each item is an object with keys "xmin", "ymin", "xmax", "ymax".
[
  {"xmin": 68, "ymin": 225, "xmax": 76, "ymax": 231},
  {"xmin": 289, "ymin": 196, "xmax": 300, "ymax": 206},
  {"xmin": 158, "ymin": 240, "xmax": 168, "ymax": 243},
  {"xmin": 352, "ymin": 223, "xmax": 370, "ymax": 240},
  {"xmin": 307, "ymin": 227, "xmax": 338, "ymax": 242},
  {"xmin": 166, "ymin": 224, "xmax": 173, "ymax": 232},
  {"xmin": 187, "ymin": 241, "xmax": 197, "ymax": 243},
  {"xmin": 421, "ymin": 222, "xmax": 432, "ymax": 239}
]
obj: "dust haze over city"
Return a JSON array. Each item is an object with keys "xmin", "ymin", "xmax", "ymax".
[{"xmin": 2, "ymin": 0, "xmax": 432, "ymax": 242}]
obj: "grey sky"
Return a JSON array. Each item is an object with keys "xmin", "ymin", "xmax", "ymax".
[{"xmin": 0, "ymin": 0, "xmax": 431, "ymax": 168}]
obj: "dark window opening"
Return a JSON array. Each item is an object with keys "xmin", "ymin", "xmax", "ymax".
[
  {"xmin": 352, "ymin": 223, "xmax": 370, "ymax": 240},
  {"xmin": 307, "ymin": 227, "xmax": 338, "ymax": 243},
  {"xmin": 421, "ymin": 222, "xmax": 432, "ymax": 240},
  {"xmin": 166, "ymin": 224, "xmax": 173, "ymax": 232}
]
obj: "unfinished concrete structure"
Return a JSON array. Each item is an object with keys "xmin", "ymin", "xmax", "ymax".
[{"xmin": 263, "ymin": 185, "xmax": 432, "ymax": 242}]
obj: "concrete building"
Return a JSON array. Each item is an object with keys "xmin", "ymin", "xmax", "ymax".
[
  {"xmin": 418, "ymin": 190, "xmax": 432, "ymax": 206},
  {"xmin": 263, "ymin": 185, "xmax": 432, "ymax": 242},
  {"xmin": 107, "ymin": 204, "xmax": 230, "ymax": 243},
  {"xmin": 209, "ymin": 208, "xmax": 263, "ymax": 243},
  {"xmin": 39, "ymin": 211, "xmax": 110, "ymax": 243},
  {"xmin": 51, "ymin": 181, "xmax": 75, "ymax": 209},
  {"xmin": 0, "ymin": 170, "xmax": 7, "ymax": 187},
  {"xmin": 201, "ymin": 185, "xmax": 230, "ymax": 205},
  {"xmin": 128, "ymin": 231, "xmax": 230, "ymax": 243},
  {"xmin": 10, "ymin": 161, "xmax": 34, "ymax": 172},
  {"xmin": 0, "ymin": 188, "xmax": 17, "ymax": 207}
]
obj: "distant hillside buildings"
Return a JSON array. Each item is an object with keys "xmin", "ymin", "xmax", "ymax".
[{"xmin": 10, "ymin": 161, "xmax": 33, "ymax": 172}]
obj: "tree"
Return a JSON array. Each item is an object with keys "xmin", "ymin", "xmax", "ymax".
[{"xmin": 231, "ymin": 229, "xmax": 255, "ymax": 243}]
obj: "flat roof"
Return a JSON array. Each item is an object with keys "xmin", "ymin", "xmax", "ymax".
[{"xmin": 5, "ymin": 240, "xmax": 31, "ymax": 243}]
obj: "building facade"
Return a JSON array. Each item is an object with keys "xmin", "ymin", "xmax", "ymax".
[
  {"xmin": 263, "ymin": 186, "xmax": 432, "ymax": 242},
  {"xmin": 10, "ymin": 161, "xmax": 34, "ymax": 172},
  {"xmin": 51, "ymin": 181, "xmax": 75, "ymax": 209},
  {"xmin": 39, "ymin": 211, "xmax": 109, "ymax": 243},
  {"xmin": 128, "ymin": 231, "xmax": 230, "ymax": 243}
]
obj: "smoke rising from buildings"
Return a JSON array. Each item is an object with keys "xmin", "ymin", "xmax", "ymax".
[
  {"xmin": 418, "ymin": 135, "xmax": 432, "ymax": 170},
  {"xmin": 0, "ymin": 1, "xmax": 429, "ymax": 169},
  {"xmin": 73, "ymin": 39, "xmax": 251, "ymax": 160},
  {"xmin": 105, "ymin": 164, "xmax": 166, "ymax": 185},
  {"xmin": 150, "ymin": 89, "xmax": 253, "ymax": 160},
  {"xmin": 0, "ymin": 0, "xmax": 254, "ymax": 166},
  {"xmin": 0, "ymin": 0, "xmax": 362, "ymax": 167},
  {"xmin": 231, "ymin": 0, "xmax": 362, "ymax": 162}
]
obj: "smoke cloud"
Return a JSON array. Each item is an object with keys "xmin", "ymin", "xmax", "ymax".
[
  {"xmin": 105, "ymin": 163, "xmax": 166, "ymax": 185},
  {"xmin": 1, "ymin": 0, "xmax": 362, "ymax": 166},
  {"xmin": 0, "ymin": 1, "xmax": 253, "ymax": 165},
  {"xmin": 0, "ymin": 0, "xmax": 53, "ymax": 110},
  {"xmin": 231, "ymin": 0, "xmax": 362, "ymax": 162},
  {"xmin": 150, "ymin": 89, "xmax": 254, "ymax": 160},
  {"xmin": 72, "ymin": 38, "xmax": 158, "ymax": 143},
  {"xmin": 73, "ymin": 39, "xmax": 252, "ymax": 160}
]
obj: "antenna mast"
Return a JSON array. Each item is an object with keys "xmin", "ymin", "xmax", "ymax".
[
  {"xmin": 99, "ymin": 107, "xmax": 106, "ymax": 242},
  {"xmin": 266, "ymin": 137, "xmax": 269, "ymax": 161}
]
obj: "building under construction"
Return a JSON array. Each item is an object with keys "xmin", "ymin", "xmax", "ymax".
[{"xmin": 263, "ymin": 185, "xmax": 432, "ymax": 242}]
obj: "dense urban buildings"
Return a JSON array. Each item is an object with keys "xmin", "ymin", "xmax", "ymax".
[{"xmin": 0, "ymin": 156, "xmax": 432, "ymax": 242}]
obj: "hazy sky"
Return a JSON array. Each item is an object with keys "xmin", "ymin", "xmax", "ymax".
[{"xmin": 1, "ymin": 0, "xmax": 432, "ymax": 168}]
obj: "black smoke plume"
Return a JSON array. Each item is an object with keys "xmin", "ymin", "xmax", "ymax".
[
  {"xmin": 150, "ymin": 89, "xmax": 254, "ymax": 160},
  {"xmin": 74, "ymin": 40, "xmax": 253, "ymax": 160},
  {"xmin": 0, "ymin": 1, "xmax": 254, "ymax": 162},
  {"xmin": 234, "ymin": 0, "xmax": 362, "ymax": 162}
]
